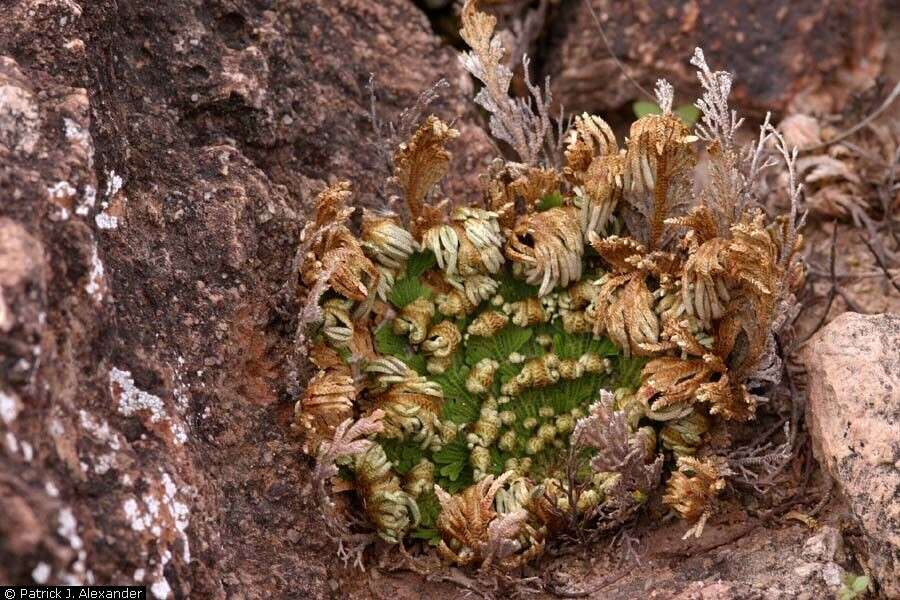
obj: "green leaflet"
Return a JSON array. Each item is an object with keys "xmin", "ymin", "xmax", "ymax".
[
  {"xmin": 551, "ymin": 326, "xmax": 617, "ymax": 360},
  {"xmin": 616, "ymin": 355, "xmax": 647, "ymax": 389},
  {"xmin": 410, "ymin": 490, "xmax": 441, "ymax": 543},
  {"xmin": 536, "ymin": 192, "xmax": 563, "ymax": 211},
  {"xmin": 381, "ymin": 438, "xmax": 426, "ymax": 475},
  {"xmin": 373, "ymin": 324, "xmax": 427, "ymax": 374},
  {"xmin": 433, "ymin": 353, "xmax": 481, "ymax": 424},
  {"xmin": 465, "ymin": 325, "xmax": 532, "ymax": 366},
  {"xmin": 432, "ymin": 435, "xmax": 474, "ymax": 493},
  {"xmin": 406, "ymin": 250, "xmax": 437, "ymax": 277},
  {"xmin": 388, "ymin": 276, "xmax": 431, "ymax": 308},
  {"xmin": 496, "ymin": 270, "xmax": 539, "ymax": 303}
]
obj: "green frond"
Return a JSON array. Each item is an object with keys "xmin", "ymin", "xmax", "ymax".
[
  {"xmin": 374, "ymin": 324, "xmax": 428, "ymax": 373},
  {"xmin": 496, "ymin": 271, "xmax": 539, "ymax": 303},
  {"xmin": 432, "ymin": 435, "xmax": 474, "ymax": 493},
  {"xmin": 388, "ymin": 276, "xmax": 431, "ymax": 308},
  {"xmin": 406, "ymin": 250, "xmax": 437, "ymax": 277},
  {"xmin": 410, "ymin": 490, "xmax": 441, "ymax": 543},
  {"xmin": 381, "ymin": 438, "xmax": 427, "ymax": 475},
  {"xmin": 536, "ymin": 192, "xmax": 564, "ymax": 211},
  {"xmin": 433, "ymin": 353, "xmax": 481, "ymax": 424},
  {"xmin": 465, "ymin": 325, "xmax": 533, "ymax": 366}
]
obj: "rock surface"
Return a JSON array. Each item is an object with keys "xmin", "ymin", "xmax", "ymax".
[
  {"xmin": 542, "ymin": 0, "xmax": 884, "ymax": 115},
  {"xmin": 0, "ymin": 0, "xmax": 490, "ymax": 596},
  {"xmin": 803, "ymin": 312, "xmax": 900, "ymax": 597}
]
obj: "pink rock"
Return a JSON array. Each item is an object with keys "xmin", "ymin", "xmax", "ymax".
[{"xmin": 803, "ymin": 312, "xmax": 900, "ymax": 597}]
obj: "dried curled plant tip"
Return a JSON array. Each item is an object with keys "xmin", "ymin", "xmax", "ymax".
[
  {"xmin": 624, "ymin": 109, "xmax": 697, "ymax": 195},
  {"xmin": 361, "ymin": 212, "xmax": 420, "ymax": 270},
  {"xmin": 459, "ymin": 0, "xmax": 554, "ymax": 165},
  {"xmin": 295, "ymin": 365, "xmax": 357, "ymax": 455},
  {"xmin": 435, "ymin": 472, "xmax": 543, "ymax": 570},
  {"xmin": 506, "ymin": 206, "xmax": 584, "ymax": 296},
  {"xmin": 394, "ymin": 115, "xmax": 459, "ymax": 232},
  {"xmin": 300, "ymin": 182, "xmax": 380, "ymax": 306},
  {"xmin": 353, "ymin": 442, "xmax": 421, "ymax": 543},
  {"xmin": 663, "ymin": 456, "xmax": 729, "ymax": 539},
  {"xmin": 564, "ymin": 113, "xmax": 618, "ymax": 177}
]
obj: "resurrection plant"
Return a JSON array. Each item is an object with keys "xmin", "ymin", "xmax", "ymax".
[{"xmin": 293, "ymin": 0, "xmax": 805, "ymax": 571}]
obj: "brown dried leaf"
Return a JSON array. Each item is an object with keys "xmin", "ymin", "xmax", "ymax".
[
  {"xmin": 595, "ymin": 273, "xmax": 659, "ymax": 357},
  {"xmin": 663, "ymin": 456, "xmax": 727, "ymax": 538},
  {"xmin": 506, "ymin": 206, "xmax": 584, "ymax": 295},
  {"xmin": 638, "ymin": 356, "xmax": 714, "ymax": 415},
  {"xmin": 564, "ymin": 113, "xmax": 618, "ymax": 178},
  {"xmin": 296, "ymin": 366, "xmax": 357, "ymax": 455},
  {"xmin": 509, "ymin": 166, "xmax": 560, "ymax": 209},
  {"xmin": 435, "ymin": 471, "xmax": 511, "ymax": 567},
  {"xmin": 394, "ymin": 115, "xmax": 459, "ymax": 227}
]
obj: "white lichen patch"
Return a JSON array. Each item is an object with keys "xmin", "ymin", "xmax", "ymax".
[
  {"xmin": 56, "ymin": 507, "xmax": 91, "ymax": 585},
  {"xmin": 5, "ymin": 431, "xmax": 18, "ymax": 454},
  {"xmin": 32, "ymin": 562, "xmax": 52, "ymax": 584},
  {"xmin": 121, "ymin": 470, "xmax": 192, "ymax": 599},
  {"xmin": 95, "ymin": 212, "xmax": 119, "ymax": 230},
  {"xmin": 78, "ymin": 410, "xmax": 127, "ymax": 475},
  {"xmin": 85, "ymin": 243, "xmax": 105, "ymax": 301},
  {"xmin": 109, "ymin": 367, "xmax": 188, "ymax": 446},
  {"xmin": 48, "ymin": 180, "xmax": 77, "ymax": 199},
  {"xmin": 151, "ymin": 551, "xmax": 172, "ymax": 600},
  {"xmin": 45, "ymin": 480, "xmax": 59, "ymax": 497},
  {"xmin": 111, "ymin": 368, "xmax": 166, "ymax": 421},
  {"xmin": 63, "ymin": 117, "xmax": 94, "ymax": 169},
  {"xmin": 95, "ymin": 172, "xmax": 124, "ymax": 229},
  {"xmin": 0, "ymin": 389, "xmax": 21, "ymax": 424},
  {"xmin": 105, "ymin": 170, "xmax": 123, "ymax": 198},
  {"xmin": 76, "ymin": 184, "xmax": 97, "ymax": 216}
]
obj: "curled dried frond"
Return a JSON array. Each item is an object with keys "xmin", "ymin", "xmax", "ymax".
[
  {"xmin": 624, "ymin": 113, "xmax": 697, "ymax": 249},
  {"xmin": 589, "ymin": 234, "xmax": 647, "ymax": 274},
  {"xmin": 578, "ymin": 151, "xmax": 626, "ymax": 236},
  {"xmin": 467, "ymin": 309, "xmax": 509, "ymax": 337},
  {"xmin": 509, "ymin": 166, "xmax": 561, "ymax": 209},
  {"xmin": 459, "ymin": 0, "xmax": 554, "ymax": 165},
  {"xmin": 571, "ymin": 391, "xmax": 663, "ymax": 509},
  {"xmin": 696, "ymin": 372, "xmax": 756, "ymax": 422},
  {"xmin": 422, "ymin": 320, "xmax": 463, "ymax": 373},
  {"xmin": 681, "ymin": 237, "xmax": 730, "ymax": 327},
  {"xmin": 353, "ymin": 442, "xmax": 421, "ymax": 543},
  {"xmin": 505, "ymin": 296, "xmax": 547, "ymax": 327},
  {"xmin": 299, "ymin": 184, "xmax": 381, "ymax": 317},
  {"xmin": 506, "ymin": 206, "xmax": 584, "ymax": 295},
  {"xmin": 361, "ymin": 212, "xmax": 420, "ymax": 271},
  {"xmin": 436, "ymin": 288, "xmax": 477, "ymax": 317},
  {"xmin": 435, "ymin": 472, "xmax": 543, "ymax": 569},
  {"xmin": 660, "ymin": 411, "xmax": 710, "ymax": 456},
  {"xmin": 393, "ymin": 297, "xmax": 436, "ymax": 344},
  {"xmin": 394, "ymin": 115, "xmax": 459, "ymax": 231},
  {"xmin": 452, "ymin": 207, "xmax": 505, "ymax": 275},
  {"xmin": 313, "ymin": 410, "xmax": 386, "ymax": 530},
  {"xmin": 592, "ymin": 273, "xmax": 659, "ymax": 357},
  {"xmin": 423, "ymin": 210, "xmax": 504, "ymax": 302},
  {"xmin": 638, "ymin": 356, "xmax": 716, "ymax": 420},
  {"xmin": 375, "ymin": 388, "xmax": 444, "ymax": 451},
  {"xmin": 663, "ymin": 456, "xmax": 729, "ymax": 539},
  {"xmin": 565, "ymin": 113, "xmax": 618, "ymax": 178},
  {"xmin": 296, "ymin": 366, "xmax": 357, "ymax": 455}
]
